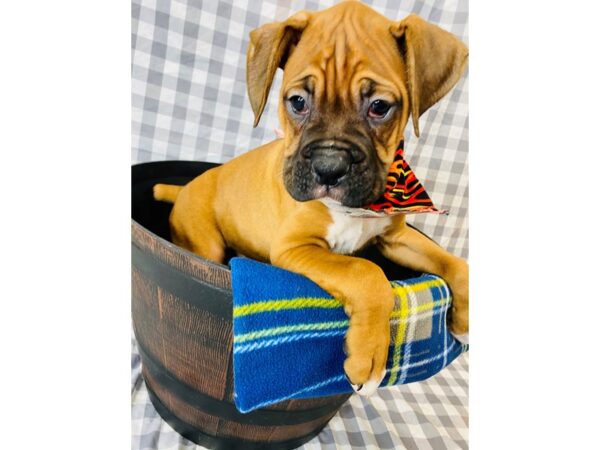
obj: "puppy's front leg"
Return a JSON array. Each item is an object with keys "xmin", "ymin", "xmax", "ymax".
[
  {"xmin": 270, "ymin": 203, "xmax": 394, "ymax": 393},
  {"xmin": 378, "ymin": 216, "xmax": 469, "ymax": 335}
]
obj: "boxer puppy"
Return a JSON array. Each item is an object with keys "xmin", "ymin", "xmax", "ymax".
[{"xmin": 154, "ymin": 1, "xmax": 468, "ymax": 395}]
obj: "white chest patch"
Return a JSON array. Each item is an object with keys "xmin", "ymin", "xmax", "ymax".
[{"xmin": 320, "ymin": 199, "xmax": 392, "ymax": 254}]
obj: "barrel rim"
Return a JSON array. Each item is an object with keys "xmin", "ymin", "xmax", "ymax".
[
  {"xmin": 132, "ymin": 219, "xmax": 233, "ymax": 292},
  {"xmin": 132, "ymin": 219, "xmax": 232, "ymax": 274}
]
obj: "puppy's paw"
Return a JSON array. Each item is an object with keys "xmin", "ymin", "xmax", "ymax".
[
  {"xmin": 350, "ymin": 370, "xmax": 386, "ymax": 397},
  {"xmin": 343, "ymin": 307, "xmax": 391, "ymax": 396},
  {"xmin": 448, "ymin": 259, "xmax": 469, "ymax": 335}
]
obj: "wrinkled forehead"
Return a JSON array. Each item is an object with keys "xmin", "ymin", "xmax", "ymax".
[{"xmin": 282, "ymin": 6, "xmax": 407, "ymax": 99}]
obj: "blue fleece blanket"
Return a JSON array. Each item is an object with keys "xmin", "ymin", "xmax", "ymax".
[{"xmin": 230, "ymin": 257, "xmax": 468, "ymax": 413}]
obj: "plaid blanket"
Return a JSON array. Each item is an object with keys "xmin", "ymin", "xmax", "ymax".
[{"xmin": 230, "ymin": 257, "xmax": 468, "ymax": 413}]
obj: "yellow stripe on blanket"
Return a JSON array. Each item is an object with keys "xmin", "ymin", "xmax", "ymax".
[
  {"xmin": 233, "ymin": 279, "xmax": 444, "ymax": 318},
  {"xmin": 233, "ymin": 298, "xmax": 341, "ymax": 317},
  {"xmin": 390, "ymin": 298, "xmax": 451, "ymax": 319},
  {"xmin": 234, "ymin": 277, "xmax": 448, "ymax": 323},
  {"xmin": 392, "ymin": 278, "xmax": 446, "ymax": 296}
]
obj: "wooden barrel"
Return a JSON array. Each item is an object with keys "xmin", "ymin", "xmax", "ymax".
[{"xmin": 131, "ymin": 161, "xmax": 353, "ymax": 450}]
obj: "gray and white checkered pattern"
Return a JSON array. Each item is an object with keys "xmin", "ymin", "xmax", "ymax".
[{"xmin": 132, "ymin": 0, "xmax": 468, "ymax": 448}]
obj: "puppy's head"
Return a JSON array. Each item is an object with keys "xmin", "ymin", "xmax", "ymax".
[{"xmin": 247, "ymin": 1, "xmax": 468, "ymax": 207}]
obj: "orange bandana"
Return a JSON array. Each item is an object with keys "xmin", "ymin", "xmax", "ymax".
[{"xmin": 364, "ymin": 140, "xmax": 447, "ymax": 215}]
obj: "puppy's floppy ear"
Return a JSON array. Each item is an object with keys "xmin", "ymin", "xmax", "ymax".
[
  {"xmin": 246, "ymin": 12, "xmax": 311, "ymax": 127},
  {"xmin": 391, "ymin": 15, "xmax": 468, "ymax": 137}
]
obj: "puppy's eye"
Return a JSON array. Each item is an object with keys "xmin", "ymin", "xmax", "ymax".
[
  {"xmin": 368, "ymin": 100, "xmax": 392, "ymax": 119},
  {"xmin": 289, "ymin": 95, "xmax": 309, "ymax": 115}
]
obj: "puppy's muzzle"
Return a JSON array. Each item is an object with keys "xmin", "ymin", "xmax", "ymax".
[{"xmin": 303, "ymin": 140, "xmax": 365, "ymax": 187}]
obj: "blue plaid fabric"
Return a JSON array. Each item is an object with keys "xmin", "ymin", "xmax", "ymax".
[{"xmin": 230, "ymin": 257, "xmax": 468, "ymax": 413}]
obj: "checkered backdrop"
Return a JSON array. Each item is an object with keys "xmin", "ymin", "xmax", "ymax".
[{"xmin": 132, "ymin": 0, "xmax": 468, "ymax": 449}]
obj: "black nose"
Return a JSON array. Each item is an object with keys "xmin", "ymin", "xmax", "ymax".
[{"xmin": 310, "ymin": 148, "xmax": 352, "ymax": 186}]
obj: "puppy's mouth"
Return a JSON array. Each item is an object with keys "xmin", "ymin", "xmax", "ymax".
[{"xmin": 311, "ymin": 184, "xmax": 347, "ymax": 203}]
